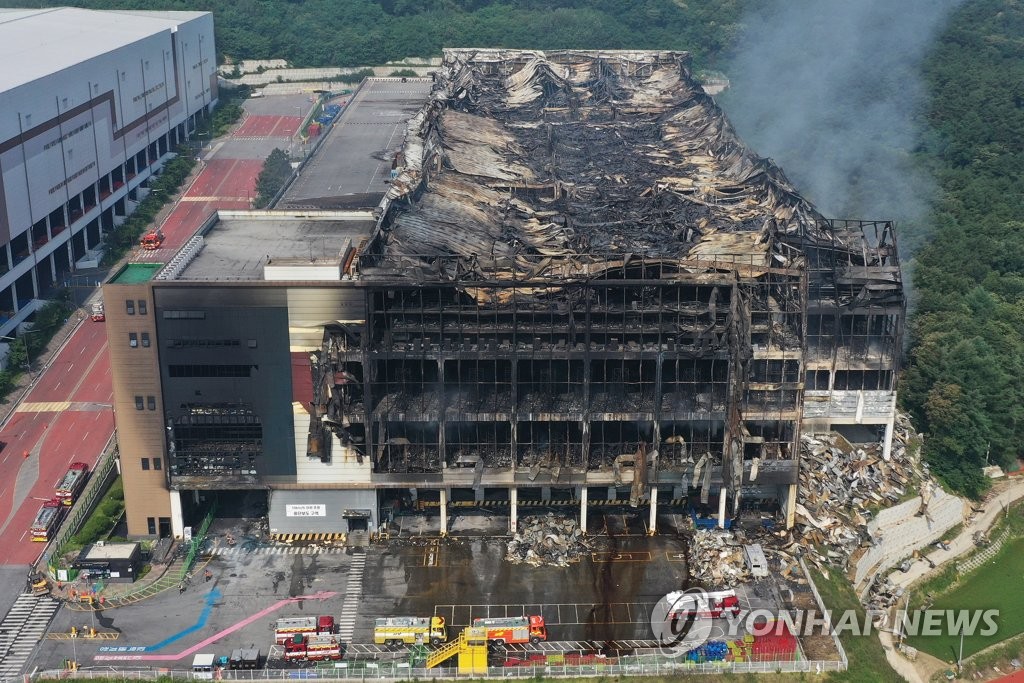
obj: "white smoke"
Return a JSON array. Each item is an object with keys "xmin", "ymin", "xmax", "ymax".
[{"xmin": 720, "ymin": 0, "xmax": 964, "ymax": 254}]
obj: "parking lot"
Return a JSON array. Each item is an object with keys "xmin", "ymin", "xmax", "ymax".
[{"xmin": 23, "ymin": 506, "xmax": 810, "ymax": 674}]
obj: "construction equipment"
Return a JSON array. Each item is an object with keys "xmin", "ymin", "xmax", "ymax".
[
  {"xmin": 374, "ymin": 616, "xmax": 446, "ymax": 646},
  {"xmin": 471, "ymin": 615, "xmax": 547, "ymax": 644},
  {"xmin": 90, "ymin": 302, "xmax": 105, "ymax": 322},
  {"xmin": 273, "ymin": 615, "xmax": 335, "ymax": 644},
  {"xmin": 425, "ymin": 626, "xmax": 488, "ymax": 674},
  {"xmin": 140, "ymin": 228, "xmax": 164, "ymax": 250},
  {"xmin": 31, "ymin": 577, "xmax": 49, "ymax": 595}
]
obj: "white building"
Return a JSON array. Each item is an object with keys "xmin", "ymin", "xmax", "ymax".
[{"xmin": 0, "ymin": 7, "xmax": 217, "ymax": 334}]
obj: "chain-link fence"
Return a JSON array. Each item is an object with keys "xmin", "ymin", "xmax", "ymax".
[{"xmin": 31, "ymin": 655, "xmax": 846, "ymax": 682}]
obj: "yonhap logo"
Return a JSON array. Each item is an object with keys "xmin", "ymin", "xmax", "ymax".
[{"xmin": 649, "ymin": 589, "xmax": 715, "ymax": 656}]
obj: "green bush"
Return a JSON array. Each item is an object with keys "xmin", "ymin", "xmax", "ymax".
[{"xmin": 67, "ymin": 478, "xmax": 124, "ymax": 549}]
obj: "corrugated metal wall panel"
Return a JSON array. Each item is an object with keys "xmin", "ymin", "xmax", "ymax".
[{"xmin": 286, "ymin": 286, "xmax": 364, "ymax": 351}]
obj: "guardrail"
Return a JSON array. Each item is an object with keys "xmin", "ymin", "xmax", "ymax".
[{"xmin": 32, "ymin": 657, "xmax": 847, "ymax": 681}]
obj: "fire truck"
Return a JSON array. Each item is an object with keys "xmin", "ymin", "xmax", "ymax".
[
  {"xmin": 283, "ymin": 634, "xmax": 341, "ymax": 661},
  {"xmin": 664, "ymin": 589, "xmax": 741, "ymax": 618},
  {"xmin": 140, "ymin": 228, "xmax": 164, "ymax": 250},
  {"xmin": 373, "ymin": 616, "xmax": 447, "ymax": 646},
  {"xmin": 31, "ymin": 498, "xmax": 67, "ymax": 542},
  {"xmin": 471, "ymin": 615, "xmax": 547, "ymax": 644},
  {"xmin": 273, "ymin": 616, "xmax": 335, "ymax": 644},
  {"xmin": 55, "ymin": 462, "xmax": 89, "ymax": 506}
]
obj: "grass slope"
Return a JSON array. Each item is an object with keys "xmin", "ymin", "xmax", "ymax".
[{"xmin": 909, "ymin": 536, "xmax": 1024, "ymax": 660}]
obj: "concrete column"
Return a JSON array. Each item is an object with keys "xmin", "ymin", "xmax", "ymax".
[
  {"xmin": 717, "ymin": 488, "xmax": 727, "ymax": 528},
  {"xmin": 509, "ymin": 487, "xmax": 518, "ymax": 534},
  {"xmin": 882, "ymin": 418, "xmax": 895, "ymax": 461},
  {"xmin": 49, "ymin": 253, "xmax": 57, "ymax": 283},
  {"xmin": 784, "ymin": 484, "xmax": 797, "ymax": 529},
  {"xmin": 541, "ymin": 486, "xmax": 551, "ymax": 501},
  {"xmin": 439, "ymin": 488, "xmax": 448, "ymax": 537},
  {"xmin": 606, "ymin": 487, "xmax": 616, "ymax": 502},
  {"xmin": 648, "ymin": 487, "xmax": 658, "ymax": 536},
  {"xmin": 67, "ymin": 241, "xmax": 75, "ymax": 272},
  {"xmin": 170, "ymin": 490, "xmax": 184, "ymax": 539},
  {"xmin": 29, "ymin": 263, "xmax": 39, "ymax": 299},
  {"xmin": 580, "ymin": 487, "xmax": 588, "ymax": 535}
]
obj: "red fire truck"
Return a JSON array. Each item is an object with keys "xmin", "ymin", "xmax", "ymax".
[
  {"xmin": 664, "ymin": 589, "xmax": 741, "ymax": 619},
  {"xmin": 31, "ymin": 499, "xmax": 67, "ymax": 542},
  {"xmin": 273, "ymin": 616, "xmax": 336, "ymax": 644},
  {"xmin": 471, "ymin": 615, "xmax": 547, "ymax": 644},
  {"xmin": 55, "ymin": 462, "xmax": 89, "ymax": 506},
  {"xmin": 283, "ymin": 634, "xmax": 342, "ymax": 661}
]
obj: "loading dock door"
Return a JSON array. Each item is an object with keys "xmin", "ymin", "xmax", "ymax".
[{"xmin": 343, "ymin": 510, "xmax": 371, "ymax": 532}]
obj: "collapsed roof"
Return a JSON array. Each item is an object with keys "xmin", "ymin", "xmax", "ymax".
[{"xmin": 372, "ymin": 48, "xmax": 832, "ymax": 285}]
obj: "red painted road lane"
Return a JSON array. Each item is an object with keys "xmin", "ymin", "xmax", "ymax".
[
  {"xmin": 233, "ymin": 115, "xmax": 284, "ymax": 138},
  {"xmin": 269, "ymin": 115, "xmax": 303, "ymax": 138},
  {"xmin": 2, "ymin": 410, "xmax": 114, "ymax": 564},
  {"xmin": 25, "ymin": 320, "xmax": 109, "ymax": 404},
  {"xmin": 69, "ymin": 340, "xmax": 113, "ymax": 405},
  {"xmin": 159, "ymin": 202, "xmax": 213, "ymax": 250}
]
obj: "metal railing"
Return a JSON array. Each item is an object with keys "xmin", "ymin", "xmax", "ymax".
[{"xmin": 30, "ymin": 657, "xmax": 847, "ymax": 681}]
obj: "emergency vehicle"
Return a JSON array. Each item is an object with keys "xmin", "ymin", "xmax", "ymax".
[
  {"xmin": 31, "ymin": 498, "xmax": 66, "ymax": 542},
  {"xmin": 664, "ymin": 589, "xmax": 741, "ymax": 618},
  {"xmin": 283, "ymin": 634, "xmax": 341, "ymax": 661},
  {"xmin": 273, "ymin": 615, "xmax": 335, "ymax": 644},
  {"xmin": 373, "ymin": 616, "xmax": 447, "ymax": 646},
  {"xmin": 471, "ymin": 615, "xmax": 547, "ymax": 644},
  {"xmin": 55, "ymin": 462, "xmax": 89, "ymax": 506}
]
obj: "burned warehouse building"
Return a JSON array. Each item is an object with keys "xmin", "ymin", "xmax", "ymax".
[{"xmin": 105, "ymin": 49, "xmax": 903, "ymax": 538}]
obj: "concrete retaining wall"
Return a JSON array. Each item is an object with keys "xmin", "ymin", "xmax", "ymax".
[{"xmin": 854, "ymin": 488, "xmax": 966, "ymax": 589}]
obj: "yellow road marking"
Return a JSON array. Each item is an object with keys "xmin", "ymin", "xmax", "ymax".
[{"xmin": 18, "ymin": 401, "xmax": 72, "ymax": 412}]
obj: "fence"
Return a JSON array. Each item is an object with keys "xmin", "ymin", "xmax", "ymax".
[
  {"xmin": 800, "ymin": 557, "xmax": 849, "ymax": 670},
  {"xmin": 956, "ymin": 526, "xmax": 1012, "ymax": 575},
  {"xmin": 179, "ymin": 507, "xmax": 216, "ymax": 580},
  {"xmin": 41, "ymin": 439, "xmax": 119, "ymax": 578},
  {"xmin": 31, "ymin": 657, "xmax": 848, "ymax": 681}
]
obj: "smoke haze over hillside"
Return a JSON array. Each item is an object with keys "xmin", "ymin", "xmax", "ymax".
[{"xmin": 720, "ymin": 0, "xmax": 963, "ymax": 249}]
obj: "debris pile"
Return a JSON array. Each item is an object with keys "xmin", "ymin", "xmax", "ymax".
[
  {"xmin": 795, "ymin": 412, "xmax": 929, "ymax": 567},
  {"xmin": 506, "ymin": 514, "xmax": 593, "ymax": 567},
  {"xmin": 688, "ymin": 530, "xmax": 750, "ymax": 587},
  {"xmin": 864, "ymin": 573, "xmax": 905, "ymax": 626}
]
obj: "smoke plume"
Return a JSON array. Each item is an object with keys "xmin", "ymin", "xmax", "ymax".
[{"xmin": 719, "ymin": 0, "xmax": 963, "ymax": 253}]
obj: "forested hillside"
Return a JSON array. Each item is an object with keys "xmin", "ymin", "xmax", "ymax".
[
  {"xmin": 7, "ymin": 0, "xmax": 748, "ymax": 69},
  {"xmin": 900, "ymin": 0, "xmax": 1024, "ymax": 496}
]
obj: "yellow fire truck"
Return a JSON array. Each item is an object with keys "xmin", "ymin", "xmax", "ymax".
[{"xmin": 373, "ymin": 616, "xmax": 447, "ymax": 646}]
